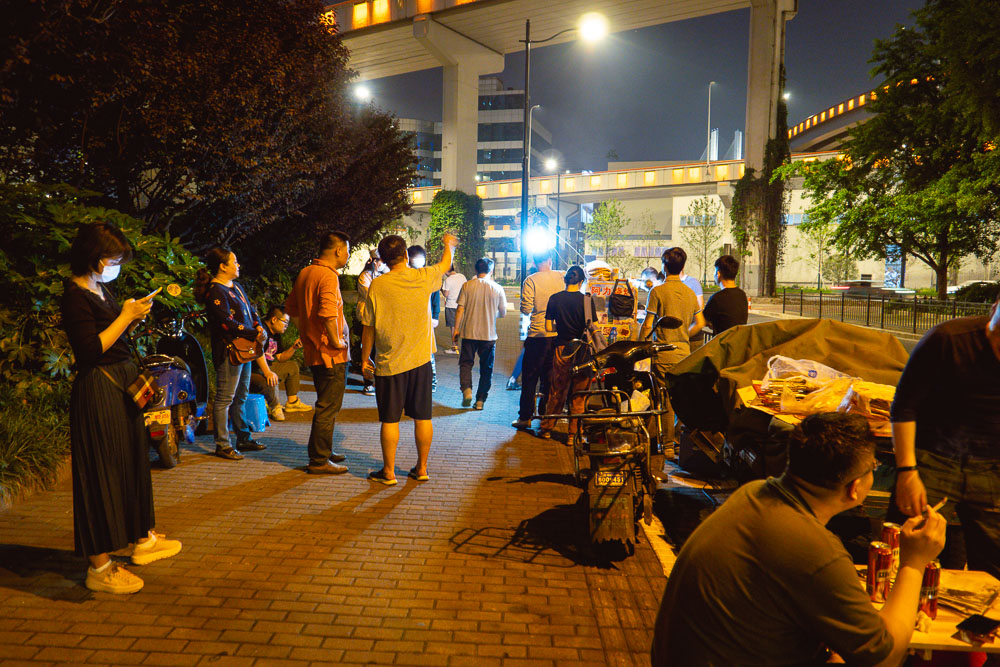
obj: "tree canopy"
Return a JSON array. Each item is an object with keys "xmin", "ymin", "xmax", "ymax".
[
  {"xmin": 0, "ymin": 0, "xmax": 413, "ymax": 257},
  {"xmin": 782, "ymin": 4, "xmax": 1000, "ymax": 298}
]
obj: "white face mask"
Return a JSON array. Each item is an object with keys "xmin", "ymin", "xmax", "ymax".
[
  {"xmin": 96, "ymin": 263, "xmax": 120, "ymax": 283},
  {"xmin": 410, "ymin": 256, "xmax": 426, "ymax": 268}
]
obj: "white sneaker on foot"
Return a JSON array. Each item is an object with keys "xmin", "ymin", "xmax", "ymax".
[
  {"xmin": 284, "ymin": 398, "xmax": 312, "ymax": 412},
  {"xmin": 131, "ymin": 532, "xmax": 182, "ymax": 566},
  {"xmin": 86, "ymin": 562, "xmax": 144, "ymax": 594},
  {"xmin": 268, "ymin": 404, "xmax": 285, "ymax": 421}
]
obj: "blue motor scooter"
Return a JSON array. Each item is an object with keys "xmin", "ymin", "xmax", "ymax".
[{"xmin": 133, "ymin": 310, "xmax": 209, "ymax": 468}]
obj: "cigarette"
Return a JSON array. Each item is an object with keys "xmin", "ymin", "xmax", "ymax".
[{"xmin": 929, "ymin": 497, "xmax": 948, "ymax": 513}]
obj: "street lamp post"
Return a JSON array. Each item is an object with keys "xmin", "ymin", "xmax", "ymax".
[
  {"xmin": 706, "ymin": 80, "xmax": 715, "ymax": 175},
  {"xmin": 545, "ymin": 157, "xmax": 560, "ymax": 268},
  {"xmin": 519, "ymin": 13, "xmax": 607, "ymax": 283}
]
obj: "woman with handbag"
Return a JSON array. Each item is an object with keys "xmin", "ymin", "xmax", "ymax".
[
  {"xmin": 61, "ymin": 222, "xmax": 182, "ymax": 594},
  {"xmin": 194, "ymin": 247, "xmax": 268, "ymax": 460}
]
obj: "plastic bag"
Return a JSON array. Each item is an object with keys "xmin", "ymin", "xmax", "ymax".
[
  {"xmin": 780, "ymin": 377, "xmax": 856, "ymax": 415},
  {"xmin": 762, "ymin": 355, "xmax": 854, "ymax": 391}
]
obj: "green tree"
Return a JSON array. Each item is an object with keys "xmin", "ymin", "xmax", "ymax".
[
  {"xmin": 585, "ymin": 199, "xmax": 629, "ymax": 261},
  {"xmin": 0, "ymin": 0, "xmax": 414, "ymax": 258},
  {"xmin": 823, "ymin": 252, "xmax": 859, "ymax": 285},
  {"xmin": 427, "ymin": 190, "xmax": 486, "ymax": 276},
  {"xmin": 780, "ymin": 12, "xmax": 1000, "ymax": 299},
  {"xmin": 680, "ymin": 197, "xmax": 725, "ymax": 284},
  {"xmin": 793, "ymin": 217, "xmax": 835, "ymax": 288}
]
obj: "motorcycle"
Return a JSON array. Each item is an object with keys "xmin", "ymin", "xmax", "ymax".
[
  {"xmin": 547, "ymin": 316, "xmax": 681, "ymax": 556},
  {"xmin": 131, "ymin": 309, "xmax": 209, "ymax": 468}
]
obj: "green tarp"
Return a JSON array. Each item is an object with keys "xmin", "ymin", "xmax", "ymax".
[{"xmin": 665, "ymin": 319, "xmax": 910, "ymax": 433}]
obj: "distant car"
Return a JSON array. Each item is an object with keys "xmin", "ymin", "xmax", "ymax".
[
  {"xmin": 832, "ymin": 280, "xmax": 915, "ymax": 297},
  {"xmin": 947, "ymin": 280, "xmax": 994, "ymax": 295}
]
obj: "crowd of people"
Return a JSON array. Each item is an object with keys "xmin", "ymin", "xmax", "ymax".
[{"xmin": 59, "ymin": 218, "xmax": 1000, "ymax": 667}]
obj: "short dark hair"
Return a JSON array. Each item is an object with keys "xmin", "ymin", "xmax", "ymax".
[
  {"xmin": 715, "ymin": 255, "xmax": 739, "ymax": 281},
  {"xmin": 475, "ymin": 257, "xmax": 494, "ymax": 274},
  {"xmin": 265, "ymin": 305, "xmax": 287, "ymax": 321},
  {"xmin": 69, "ymin": 222, "xmax": 133, "ymax": 276},
  {"xmin": 564, "ymin": 265, "xmax": 586, "ymax": 286},
  {"xmin": 786, "ymin": 413, "xmax": 876, "ymax": 490},
  {"xmin": 661, "ymin": 247, "xmax": 687, "ymax": 275},
  {"xmin": 407, "ymin": 245, "xmax": 426, "ymax": 260},
  {"xmin": 532, "ymin": 249, "xmax": 552, "ymax": 266},
  {"xmin": 377, "ymin": 235, "xmax": 408, "ymax": 267},
  {"xmin": 320, "ymin": 231, "xmax": 349, "ymax": 252}
]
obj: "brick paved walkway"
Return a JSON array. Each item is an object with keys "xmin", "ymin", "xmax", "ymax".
[{"xmin": 0, "ymin": 318, "xmax": 666, "ymax": 666}]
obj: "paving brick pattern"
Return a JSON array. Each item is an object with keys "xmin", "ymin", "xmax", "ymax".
[{"xmin": 0, "ymin": 317, "xmax": 665, "ymax": 665}]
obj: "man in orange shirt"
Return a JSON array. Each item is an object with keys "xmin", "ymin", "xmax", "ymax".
[{"xmin": 285, "ymin": 231, "xmax": 351, "ymax": 475}]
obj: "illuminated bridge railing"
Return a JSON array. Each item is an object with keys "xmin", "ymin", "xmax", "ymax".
[{"xmin": 407, "ymin": 151, "xmax": 840, "ymax": 205}]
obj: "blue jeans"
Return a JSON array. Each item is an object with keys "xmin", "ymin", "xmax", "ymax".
[
  {"xmin": 459, "ymin": 339, "xmax": 496, "ymax": 401},
  {"xmin": 308, "ymin": 363, "xmax": 346, "ymax": 466},
  {"xmin": 214, "ymin": 360, "xmax": 252, "ymax": 447}
]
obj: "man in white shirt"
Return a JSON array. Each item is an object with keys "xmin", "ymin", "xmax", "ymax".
[
  {"xmin": 513, "ymin": 250, "xmax": 565, "ymax": 430},
  {"xmin": 452, "ymin": 258, "xmax": 506, "ymax": 410},
  {"xmin": 441, "ymin": 266, "xmax": 467, "ymax": 354}
]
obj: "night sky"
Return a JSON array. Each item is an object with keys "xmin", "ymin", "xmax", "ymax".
[{"xmin": 361, "ymin": 0, "xmax": 924, "ymax": 172}]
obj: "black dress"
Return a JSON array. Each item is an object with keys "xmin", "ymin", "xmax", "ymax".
[{"xmin": 61, "ymin": 281, "xmax": 154, "ymax": 557}]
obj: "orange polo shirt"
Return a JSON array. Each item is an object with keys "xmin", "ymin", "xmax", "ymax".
[{"xmin": 285, "ymin": 259, "xmax": 347, "ymax": 368}]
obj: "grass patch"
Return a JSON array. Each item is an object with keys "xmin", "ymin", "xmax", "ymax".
[{"xmin": 0, "ymin": 397, "xmax": 70, "ymax": 504}]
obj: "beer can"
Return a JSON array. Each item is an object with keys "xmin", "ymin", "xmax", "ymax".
[
  {"xmin": 881, "ymin": 522, "xmax": 901, "ymax": 579},
  {"xmin": 867, "ymin": 541, "xmax": 893, "ymax": 603},
  {"xmin": 919, "ymin": 560, "xmax": 941, "ymax": 619}
]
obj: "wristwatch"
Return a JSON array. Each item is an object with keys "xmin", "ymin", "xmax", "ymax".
[{"xmin": 895, "ymin": 465, "xmax": 918, "ymax": 473}]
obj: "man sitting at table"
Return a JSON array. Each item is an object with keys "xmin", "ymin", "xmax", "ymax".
[{"xmin": 651, "ymin": 412, "xmax": 946, "ymax": 667}]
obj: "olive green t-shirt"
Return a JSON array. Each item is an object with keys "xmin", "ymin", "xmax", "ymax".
[
  {"xmin": 651, "ymin": 477, "xmax": 893, "ymax": 666},
  {"xmin": 360, "ymin": 264, "xmax": 443, "ymax": 377}
]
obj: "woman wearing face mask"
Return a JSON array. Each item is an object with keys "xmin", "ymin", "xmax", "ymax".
[
  {"xmin": 193, "ymin": 248, "xmax": 267, "ymax": 460},
  {"xmin": 60, "ymin": 222, "xmax": 182, "ymax": 594}
]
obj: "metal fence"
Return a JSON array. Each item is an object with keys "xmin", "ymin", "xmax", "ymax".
[{"xmin": 781, "ymin": 289, "xmax": 992, "ymax": 335}]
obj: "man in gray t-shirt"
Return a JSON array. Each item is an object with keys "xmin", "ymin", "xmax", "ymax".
[{"xmin": 453, "ymin": 258, "xmax": 506, "ymax": 410}]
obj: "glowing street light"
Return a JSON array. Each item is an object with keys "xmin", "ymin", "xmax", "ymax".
[
  {"xmin": 354, "ymin": 84, "xmax": 372, "ymax": 102},
  {"xmin": 520, "ymin": 13, "xmax": 607, "ymax": 282}
]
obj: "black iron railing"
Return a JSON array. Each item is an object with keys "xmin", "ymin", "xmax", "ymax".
[{"xmin": 781, "ymin": 289, "xmax": 992, "ymax": 335}]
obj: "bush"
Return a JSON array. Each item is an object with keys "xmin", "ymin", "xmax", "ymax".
[
  {"xmin": 339, "ymin": 273, "xmax": 357, "ymax": 292},
  {"xmin": 0, "ymin": 390, "xmax": 69, "ymax": 503},
  {"xmin": 427, "ymin": 190, "xmax": 486, "ymax": 277},
  {"xmin": 955, "ymin": 282, "xmax": 1000, "ymax": 303}
]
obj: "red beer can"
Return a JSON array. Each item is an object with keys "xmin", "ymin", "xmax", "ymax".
[
  {"xmin": 919, "ymin": 560, "xmax": 941, "ymax": 619},
  {"xmin": 881, "ymin": 522, "xmax": 901, "ymax": 579},
  {"xmin": 867, "ymin": 541, "xmax": 893, "ymax": 603}
]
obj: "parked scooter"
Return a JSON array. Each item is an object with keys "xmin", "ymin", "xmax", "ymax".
[
  {"xmin": 551, "ymin": 316, "xmax": 681, "ymax": 556},
  {"xmin": 131, "ymin": 309, "xmax": 209, "ymax": 468}
]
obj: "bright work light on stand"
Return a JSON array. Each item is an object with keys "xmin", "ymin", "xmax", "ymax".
[{"xmin": 524, "ymin": 225, "xmax": 556, "ymax": 254}]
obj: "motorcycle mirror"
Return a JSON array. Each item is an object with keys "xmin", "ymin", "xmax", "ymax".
[{"xmin": 655, "ymin": 315, "xmax": 683, "ymax": 330}]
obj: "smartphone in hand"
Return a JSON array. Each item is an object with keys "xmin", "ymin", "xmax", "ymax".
[{"xmin": 142, "ymin": 286, "xmax": 163, "ymax": 301}]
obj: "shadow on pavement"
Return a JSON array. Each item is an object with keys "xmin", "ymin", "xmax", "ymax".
[
  {"xmin": 0, "ymin": 545, "xmax": 93, "ymax": 603},
  {"xmin": 450, "ymin": 495, "xmax": 627, "ymax": 570}
]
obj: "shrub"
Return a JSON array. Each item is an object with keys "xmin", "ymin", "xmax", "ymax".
[
  {"xmin": 955, "ymin": 282, "xmax": 1000, "ymax": 304},
  {"xmin": 0, "ymin": 389, "xmax": 70, "ymax": 503}
]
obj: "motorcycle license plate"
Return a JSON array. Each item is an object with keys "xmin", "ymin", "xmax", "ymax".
[
  {"xmin": 596, "ymin": 471, "xmax": 627, "ymax": 487},
  {"xmin": 144, "ymin": 409, "xmax": 171, "ymax": 427}
]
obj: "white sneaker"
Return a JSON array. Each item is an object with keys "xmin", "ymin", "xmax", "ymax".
[
  {"xmin": 268, "ymin": 404, "xmax": 285, "ymax": 421},
  {"xmin": 85, "ymin": 562, "xmax": 144, "ymax": 594},
  {"xmin": 445, "ymin": 346, "xmax": 459, "ymax": 355},
  {"xmin": 284, "ymin": 398, "xmax": 312, "ymax": 412},
  {"xmin": 131, "ymin": 532, "xmax": 182, "ymax": 565}
]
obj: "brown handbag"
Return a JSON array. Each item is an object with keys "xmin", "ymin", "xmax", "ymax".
[{"xmin": 227, "ymin": 336, "xmax": 263, "ymax": 365}]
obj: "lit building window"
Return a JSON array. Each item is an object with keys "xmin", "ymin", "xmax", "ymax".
[
  {"xmin": 616, "ymin": 173, "xmax": 627, "ymax": 188},
  {"xmin": 590, "ymin": 175, "xmax": 601, "ymax": 189},
  {"xmin": 820, "ymin": 111, "xmax": 826, "ymax": 122},
  {"xmin": 417, "ymin": 0, "xmax": 434, "ymax": 11},
  {"xmin": 540, "ymin": 180, "xmax": 551, "ymax": 194},
  {"xmin": 716, "ymin": 165, "xmax": 729, "ymax": 180},
  {"xmin": 498, "ymin": 183, "xmax": 509, "ymax": 197},
  {"xmin": 828, "ymin": 107, "xmax": 835, "ymax": 117},
  {"xmin": 514, "ymin": 182, "xmax": 521, "ymax": 196},
  {"xmin": 372, "ymin": 0, "xmax": 389, "ymax": 23},
  {"xmin": 476, "ymin": 185, "xmax": 487, "ymax": 198},
  {"xmin": 412, "ymin": 191, "xmax": 422, "ymax": 203},
  {"xmin": 644, "ymin": 171, "xmax": 656, "ymax": 186},
  {"xmin": 688, "ymin": 167, "xmax": 701, "ymax": 181},
  {"xmin": 859, "ymin": 94, "xmax": 866, "ymax": 106},
  {"xmin": 739, "ymin": 164, "xmax": 745, "ymax": 178},
  {"xmin": 848, "ymin": 99, "xmax": 854, "ymax": 110},
  {"xmin": 353, "ymin": 2, "xmax": 369, "ymax": 27},
  {"xmin": 838, "ymin": 103, "xmax": 844, "ymax": 114},
  {"xmin": 433, "ymin": 189, "xmax": 441, "ymax": 199},
  {"xmin": 672, "ymin": 168, "xmax": 684, "ymax": 184},
  {"xmin": 564, "ymin": 178, "xmax": 576, "ymax": 191}
]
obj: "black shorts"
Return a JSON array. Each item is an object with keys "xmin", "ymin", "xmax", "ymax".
[{"xmin": 374, "ymin": 361, "xmax": 433, "ymax": 423}]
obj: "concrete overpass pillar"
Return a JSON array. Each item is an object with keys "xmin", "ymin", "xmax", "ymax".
[
  {"xmin": 413, "ymin": 17, "xmax": 504, "ymax": 194},
  {"xmin": 744, "ymin": 0, "xmax": 797, "ymax": 173}
]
